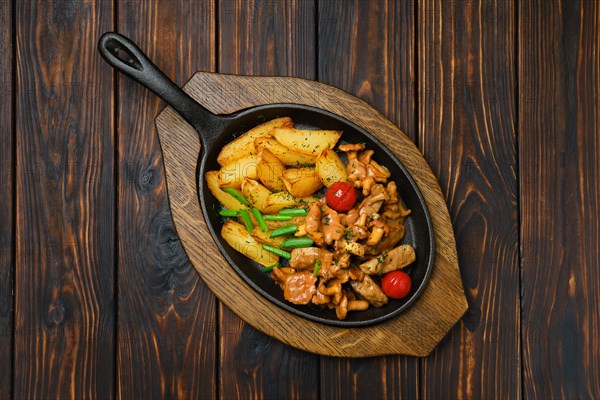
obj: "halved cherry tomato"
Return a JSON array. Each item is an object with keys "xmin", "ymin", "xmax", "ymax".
[
  {"xmin": 381, "ymin": 270, "xmax": 412, "ymax": 299},
  {"xmin": 325, "ymin": 182, "xmax": 357, "ymax": 212}
]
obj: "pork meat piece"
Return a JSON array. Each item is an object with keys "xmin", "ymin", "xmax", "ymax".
[
  {"xmin": 289, "ymin": 247, "xmax": 333, "ymax": 270},
  {"xmin": 350, "ymin": 275, "xmax": 388, "ymax": 307},
  {"xmin": 359, "ymin": 244, "xmax": 416, "ymax": 275}
]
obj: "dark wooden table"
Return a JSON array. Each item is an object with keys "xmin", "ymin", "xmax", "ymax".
[{"xmin": 1, "ymin": 0, "xmax": 598, "ymax": 398}]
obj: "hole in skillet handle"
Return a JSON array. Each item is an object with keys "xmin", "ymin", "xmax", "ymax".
[
  {"xmin": 106, "ymin": 38, "xmax": 143, "ymax": 70},
  {"xmin": 197, "ymin": 103, "xmax": 435, "ymax": 328}
]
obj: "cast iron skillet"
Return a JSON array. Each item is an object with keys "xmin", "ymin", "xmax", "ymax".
[{"xmin": 98, "ymin": 32, "xmax": 434, "ymax": 327}]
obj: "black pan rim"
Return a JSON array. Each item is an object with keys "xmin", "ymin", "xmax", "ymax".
[{"xmin": 197, "ymin": 102, "xmax": 435, "ymax": 328}]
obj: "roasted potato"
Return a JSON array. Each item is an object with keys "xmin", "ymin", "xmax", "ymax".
[
  {"xmin": 261, "ymin": 192, "xmax": 317, "ymax": 214},
  {"xmin": 217, "ymin": 117, "xmax": 293, "ymax": 166},
  {"xmin": 205, "ymin": 171, "xmax": 247, "ymax": 210},
  {"xmin": 221, "ymin": 220, "xmax": 279, "ymax": 267},
  {"xmin": 282, "ymin": 167, "xmax": 323, "ymax": 197},
  {"xmin": 272, "ymin": 128, "xmax": 341, "ymax": 155},
  {"xmin": 315, "ymin": 148, "xmax": 348, "ymax": 187},
  {"xmin": 256, "ymin": 149, "xmax": 286, "ymax": 191},
  {"xmin": 265, "ymin": 215, "xmax": 306, "ymax": 230},
  {"xmin": 217, "ymin": 155, "xmax": 259, "ymax": 188},
  {"xmin": 251, "ymin": 229, "xmax": 286, "ymax": 247},
  {"xmin": 241, "ymin": 179, "xmax": 272, "ymax": 211},
  {"xmin": 254, "ymin": 137, "xmax": 317, "ymax": 167},
  {"xmin": 262, "ymin": 191, "xmax": 298, "ymax": 214},
  {"xmin": 299, "ymin": 195, "xmax": 320, "ymax": 205}
]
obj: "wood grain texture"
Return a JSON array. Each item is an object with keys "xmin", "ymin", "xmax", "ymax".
[
  {"xmin": 116, "ymin": 1, "xmax": 217, "ymax": 398},
  {"xmin": 0, "ymin": 0, "xmax": 13, "ymax": 398},
  {"xmin": 317, "ymin": 1, "xmax": 419, "ymax": 398},
  {"xmin": 156, "ymin": 72, "xmax": 466, "ymax": 358},
  {"xmin": 519, "ymin": 0, "xmax": 600, "ymax": 398},
  {"xmin": 218, "ymin": 1, "xmax": 319, "ymax": 399},
  {"xmin": 418, "ymin": 0, "xmax": 520, "ymax": 398},
  {"xmin": 14, "ymin": 1, "xmax": 115, "ymax": 398}
]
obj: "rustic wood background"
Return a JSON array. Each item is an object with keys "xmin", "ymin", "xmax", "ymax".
[{"xmin": 1, "ymin": 0, "xmax": 598, "ymax": 398}]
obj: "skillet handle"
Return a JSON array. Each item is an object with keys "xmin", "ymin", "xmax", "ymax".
[{"xmin": 98, "ymin": 32, "xmax": 219, "ymax": 144}]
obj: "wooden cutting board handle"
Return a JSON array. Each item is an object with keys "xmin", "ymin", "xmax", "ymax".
[{"xmin": 155, "ymin": 72, "xmax": 467, "ymax": 357}]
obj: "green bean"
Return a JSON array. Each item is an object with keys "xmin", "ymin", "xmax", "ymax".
[
  {"xmin": 313, "ymin": 260, "xmax": 322, "ymax": 277},
  {"xmin": 278, "ymin": 208, "xmax": 308, "ymax": 217},
  {"xmin": 262, "ymin": 245, "xmax": 292, "ymax": 260},
  {"xmin": 269, "ymin": 224, "xmax": 298, "ymax": 238},
  {"xmin": 261, "ymin": 263, "xmax": 280, "ymax": 273},
  {"xmin": 219, "ymin": 209, "xmax": 241, "ymax": 217},
  {"xmin": 280, "ymin": 237, "xmax": 314, "ymax": 249},
  {"xmin": 223, "ymin": 187, "xmax": 250, "ymax": 205},
  {"xmin": 239, "ymin": 209, "xmax": 254, "ymax": 233},
  {"xmin": 263, "ymin": 215, "xmax": 293, "ymax": 221},
  {"xmin": 251, "ymin": 208, "xmax": 269, "ymax": 232}
]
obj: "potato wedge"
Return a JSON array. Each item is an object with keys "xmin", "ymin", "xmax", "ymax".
[
  {"xmin": 262, "ymin": 191, "xmax": 320, "ymax": 214},
  {"xmin": 265, "ymin": 215, "xmax": 306, "ymax": 230},
  {"xmin": 315, "ymin": 148, "xmax": 348, "ymax": 187},
  {"xmin": 298, "ymin": 195, "xmax": 320, "ymax": 206},
  {"xmin": 217, "ymin": 117, "xmax": 293, "ymax": 166},
  {"xmin": 241, "ymin": 179, "xmax": 271, "ymax": 211},
  {"xmin": 217, "ymin": 155, "xmax": 259, "ymax": 188},
  {"xmin": 272, "ymin": 128, "xmax": 342, "ymax": 155},
  {"xmin": 256, "ymin": 149, "xmax": 286, "ymax": 191},
  {"xmin": 205, "ymin": 171, "xmax": 247, "ymax": 210},
  {"xmin": 282, "ymin": 167, "xmax": 324, "ymax": 197},
  {"xmin": 254, "ymin": 137, "xmax": 316, "ymax": 167},
  {"xmin": 262, "ymin": 191, "xmax": 298, "ymax": 214},
  {"xmin": 251, "ymin": 229, "xmax": 286, "ymax": 247},
  {"xmin": 221, "ymin": 220, "xmax": 279, "ymax": 267}
]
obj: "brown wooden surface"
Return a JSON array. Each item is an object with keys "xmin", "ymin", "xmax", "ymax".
[
  {"xmin": 418, "ymin": 1, "xmax": 521, "ymax": 398},
  {"xmin": 5, "ymin": 0, "xmax": 600, "ymax": 399},
  {"xmin": 519, "ymin": 1, "xmax": 600, "ymax": 398},
  {"xmin": 217, "ymin": 2, "xmax": 320, "ymax": 399},
  {"xmin": 116, "ymin": 1, "xmax": 217, "ymax": 398},
  {"xmin": 14, "ymin": 1, "xmax": 115, "ymax": 398},
  {"xmin": 0, "ymin": 0, "xmax": 13, "ymax": 398}
]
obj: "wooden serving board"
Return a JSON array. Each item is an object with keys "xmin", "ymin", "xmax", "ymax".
[{"xmin": 155, "ymin": 72, "xmax": 467, "ymax": 357}]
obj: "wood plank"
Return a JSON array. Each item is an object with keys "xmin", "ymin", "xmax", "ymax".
[
  {"xmin": 218, "ymin": 1, "xmax": 319, "ymax": 399},
  {"xmin": 14, "ymin": 1, "xmax": 115, "ymax": 398},
  {"xmin": 116, "ymin": 1, "xmax": 217, "ymax": 398},
  {"xmin": 418, "ymin": 0, "xmax": 519, "ymax": 398},
  {"xmin": 0, "ymin": 0, "xmax": 13, "ymax": 397},
  {"xmin": 318, "ymin": 1, "xmax": 419, "ymax": 398},
  {"xmin": 519, "ymin": 0, "xmax": 600, "ymax": 398}
]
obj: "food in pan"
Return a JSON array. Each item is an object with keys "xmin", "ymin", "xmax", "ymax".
[{"xmin": 205, "ymin": 117, "xmax": 416, "ymax": 320}]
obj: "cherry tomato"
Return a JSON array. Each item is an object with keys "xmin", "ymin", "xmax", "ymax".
[
  {"xmin": 325, "ymin": 182, "xmax": 357, "ymax": 212},
  {"xmin": 381, "ymin": 271, "xmax": 412, "ymax": 299}
]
